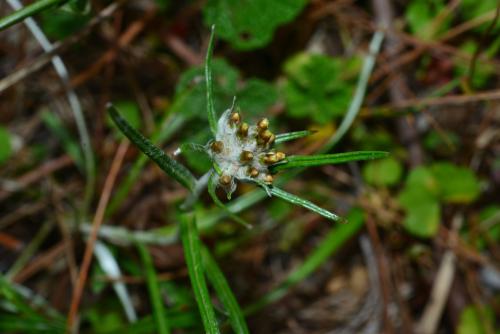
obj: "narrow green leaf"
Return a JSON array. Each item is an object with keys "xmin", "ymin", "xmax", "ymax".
[
  {"xmin": 244, "ymin": 208, "xmax": 364, "ymax": 315},
  {"xmin": 106, "ymin": 112, "xmax": 188, "ymax": 217},
  {"xmin": 179, "ymin": 214, "xmax": 221, "ymax": 334},
  {"xmin": 107, "ymin": 104, "xmax": 196, "ymax": 192},
  {"xmin": 136, "ymin": 243, "xmax": 170, "ymax": 334},
  {"xmin": 205, "ymin": 25, "xmax": 218, "ymax": 136},
  {"xmin": 208, "ymin": 173, "xmax": 252, "ymax": 229},
  {"xmin": 0, "ymin": 0, "xmax": 68, "ymax": 31},
  {"xmin": 270, "ymin": 151, "xmax": 388, "ymax": 172},
  {"xmin": 202, "ymin": 247, "xmax": 250, "ymax": 334},
  {"xmin": 269, "ymin": 187, "xmax": 343, "ymax": 222},
  {"xmin": 275, "ymin": 130, "xmax": 314, "ymax": 144}
]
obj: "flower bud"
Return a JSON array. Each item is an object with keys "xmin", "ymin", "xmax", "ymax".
[
  {"xmin": 210, "ymin": 141, "xmax": 224, "ymax": 153},
  {"xmin": 240, "ymin": 150, "xmax": 254, "ymax": 162}
]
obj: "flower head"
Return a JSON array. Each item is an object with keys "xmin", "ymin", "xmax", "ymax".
[{"xmin": 207, "ymin": 104, "xmax": 285, "ymax": 197}]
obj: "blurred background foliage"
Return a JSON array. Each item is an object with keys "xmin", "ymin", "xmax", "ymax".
[{"xmin": 0, "ymin": 0, "xmax": 499, "ymax": 333}]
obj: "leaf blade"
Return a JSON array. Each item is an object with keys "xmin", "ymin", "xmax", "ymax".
[
  {"xmin": 202, "ymin": 247, "xmax": 250, "ymax": 334},
  {"xmin": 136, "ymin": 242, "xmax": 170, "ymax": 334},
  {"xmin": 270, "ymin": 187, "xmax": 343, "ymax": 222},
  {"xmin": 107, "ymin": 104, "xmax": 196, "ymax": 192},
  {"xmin": 179, "ymin": 214, "xmax": 221, "ymax": 334},
  {"xmin": 205, "ymin": 25, "xmax": 217, "ymax": 136},
  {"xmin": 270, "ymin": 151, "xmax": 388, "ymax": 172},
  {"xmin": 275, "ymin": 130, "xmax": 314, "ymax": 144}
]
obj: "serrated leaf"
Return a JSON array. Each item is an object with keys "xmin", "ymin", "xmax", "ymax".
[
  {"xmin": 203, "ymin": 0, "xmax": 307, "ymax": 50},
  {"xmin": 275, "ymin": 130, "xmax": 314, "ymax": 144},
  {"xmin": 269, "ymin": 187, "xmax": 343, "ymax": 222},
  {"xmin": 270, "ymin": 151, "xmax": 388, "ymax": 172},
  {"xmin": 108, "ymin": 104, "xmax": 196, "ymax": 192}
]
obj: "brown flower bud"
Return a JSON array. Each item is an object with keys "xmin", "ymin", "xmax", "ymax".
[
  {"xmin": 229, "ymin": 112, "xmax": 241, "ymax": 124},
  {"xmin": 210, "ymin": 141, "xmax": 224, "ymax": 153},
  {"xmin": 238, "ymin": 122, "xmax": 249, "ymax": 137},
  {"xmin": 219, "ymin": 175, "xmax": 232, "ymax": 185},
  {"xmin": 263, "ymin": 153, "xmax": 278, "ymax": 164},
  {"xmin": 257, "ymin": 118, "xmax": 269, "ymax": 130},
  {"xmin": 275, "ymin": 152, "xmax": 286, "ymax": 161},
  {"xmin": 264, "ymin": 174, "xmax": 273, "ymax": 184},
  {"xmin": 240, "ymin": 150, "xmax": 254, "ymax": 162},
  {"xmin": 248, "ymin": 167, "xmax": 259, "ymax": 178}
]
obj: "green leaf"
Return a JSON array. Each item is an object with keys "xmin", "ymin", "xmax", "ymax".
[
  {"xmin": 454, "ymin": 39, "xmax": 499, "ymax": 88},
  {"xmin": 405, "ymin": 0, "xmax": 449, "ymax": 40},
  {"xmin": 107, "ymin": 104, "xmax": 196, "ymax": 192},
  {"xmin": 203, "ymin": 0, "xmax": 306, "ymax": 50},
  {"xmin": 106, "ymin": 101, "xmax": 142, "ymax": 139},
  {"xmin": 208, "ymin": 173, "xmax": 252, "ymax": 229},
  {"xmin": 40, "ymin": 5, "xmax": 89, "ymax": 39},
  {"xmin": 137, "ymin": 243, "xmax": 170, "ymax": 334},
  {"xmin": 457, "ymin": 305, "xmax": 496, "ymax": 334},
  {"xmin": 0, "ymin": 126, "xmax": 13, "ymax": 165},
  {"xmin": 179, "ymin": 214, "xmax": 221, "ymax": 334},
  {"xmin": 236, "ymin": 79, "xmax": 278, "ymax": 117},
  {"xmin": 65, "ymin": 0, "xmax": 90, "ymax": 14},
  {"xmin": 400, "ymin": 196, "xmax": 440, "ymax": 238},
  {"xmin": 275, "ymin": 130, "xmax": 314, "ymax": 144},
  {"xmin": 430, "ymin": 163, "xmax": 480, "ymax": 203},
  {"xmin": 269, "ymin": 187, "xmax": 343, "ymax": 222},
  {"xmin": 0, "ymin": 0, "xmax": 68, "ymax": 31},
  {"xmin": 270, "ymin": 151, "xmax": 389, "ymax": 172},
  {"xmin": 362, "ymin": 156, "xmax": 402, "ymax": 187},
  {"xmin": 205, "ymin": 25, "xmax": 217, "ymax": 136},
  {"xmin": 283, "ymin": 53, "xmax": 361, "ymax": 124},
  {"xmin": 201, "ymin": 247, "xmax": 250, "ymax": 334},
  {"xmin": 460, "ymin": 0, "xmax": 500, "ymax": 33},
  {"xmin": 398, "ymin": 167, "xmax": 441, "ymax": 238}
]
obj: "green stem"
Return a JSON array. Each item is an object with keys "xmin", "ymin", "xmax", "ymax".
[{"xmin": 0, "ymin": 0, "xmax": 68, "ymax": 31}]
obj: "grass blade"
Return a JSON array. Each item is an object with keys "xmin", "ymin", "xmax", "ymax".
[
  {"xmin": 106, "ymin": 111, "xmax": 188, "ymax": 217},
  {"xmin": 208, "ymin": 173, "xmax": 252, "ymax": 229},
  {"xmin": 275, "ymin": 130, "xmax": 314, "ymax": 144},
  {"xmin": 0, "ymin": 0, "xmax": 67, "ymax": 31},
  {"xmin": 94, "ymin": 241, "xmax": 137, "ymax": 323},
  {"xmin": 244, "ymin": 209, "xmax": 364, "ymax": 315},
  {"xmin": 322, "ymin": 31, "xmax": 385, "ymax": 151},
  {"xmin": 205, "ymin": 25, "xmax": 217, "ymax": 136},
  {"xmin": 179, "ymin": 214, "xmax": 221, "ymax": 334},
  {"xmin": 269, "ymin": 187, "xmax": 343, "ymax": 222},
  {"xmin": 107, "ymin": 104, "xmax": 196, "ymax": 192},
  {"xmin": 270, "ymin": 151, "xmax": 388, "ymax": 172},
  {"xmin": 136, "ymin": 242, "xmax": 170, "ymax": 334},
  {"xmin": 202, "ymin": 247, "xmax": 250, "ymax": 334}
]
